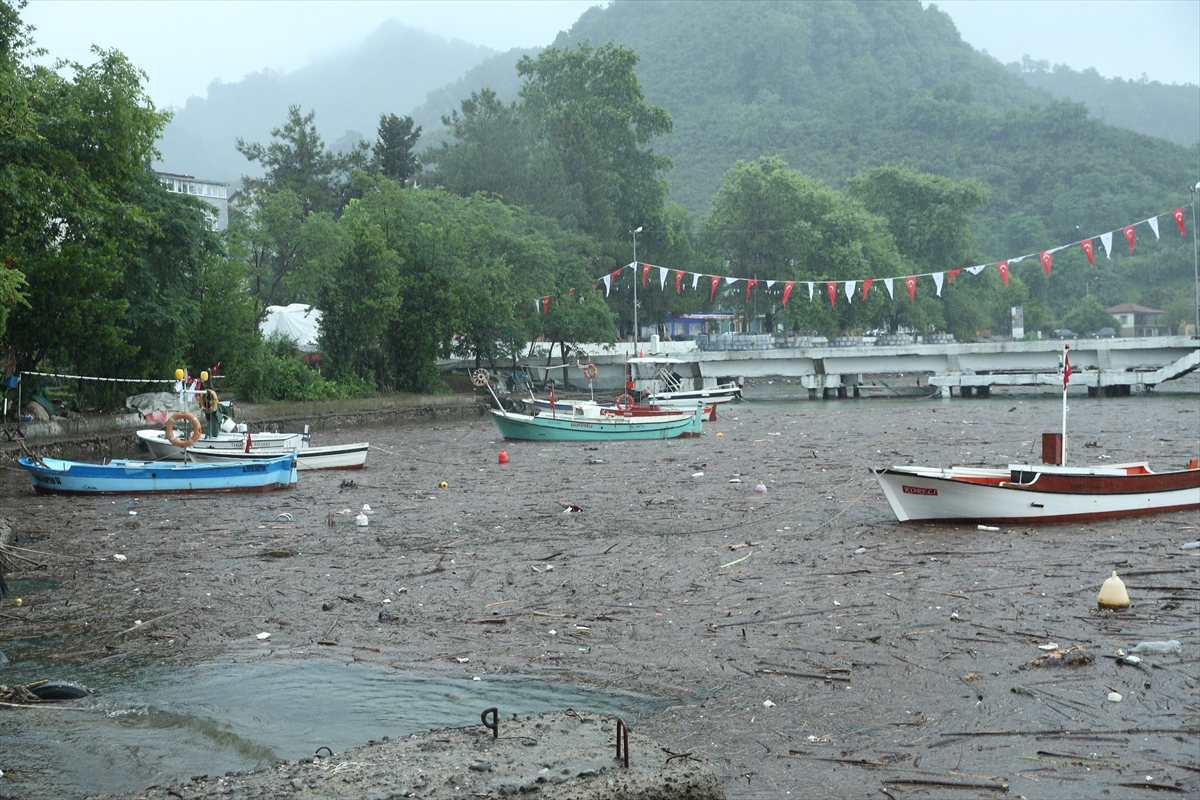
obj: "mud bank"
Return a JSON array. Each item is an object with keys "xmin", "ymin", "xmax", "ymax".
[{"xmin": 1, "ymin": 384, "xmax": 1197, "ymax": 799}]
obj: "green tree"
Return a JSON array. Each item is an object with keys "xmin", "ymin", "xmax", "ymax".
[
  {"xmin": 373, "ymin": 113, "xmax": 421, "ymax": 184},
  {"xmin": 517, "ymin": 41, "xmax": 674, "ymax": 245},
  {"xmin": 701, "ymin": 157, "xmax": 903, "ymax": 338},
  {"xmin": 236, "ymin": 105, "xmax": 367, "ymax": 215}
]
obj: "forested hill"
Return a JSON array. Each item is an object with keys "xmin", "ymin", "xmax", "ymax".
[
  {"xmin": 155, "ymin": 21, "xmax": 494, "ymax": 181},
  {"xmin": 534, "ymin": 0, "xmax": 1195, "ymax": 260},
  {"xmin": 1010, "ymin": 58, "xmax": 1199, "ymax": 148}
]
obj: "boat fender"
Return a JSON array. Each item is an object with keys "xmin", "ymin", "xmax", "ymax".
[
  {"xmin": 25, "ymin": 680, "xmax": 93, "ymax": 700},
  {"xmin": 165, "ymin": 411, "xmax": 202, "ymax": 447},
  {"xmin": 199, "ymin": 389, "xmax": 219, "ymax": 414}
]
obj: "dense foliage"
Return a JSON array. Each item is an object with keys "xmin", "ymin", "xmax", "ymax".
[{"xmin": 3, "ymin": 0, "xmax": 1196, "ymax": 410}]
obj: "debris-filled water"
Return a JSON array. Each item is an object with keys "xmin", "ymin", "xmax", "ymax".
[{"xmin": 2, "ymin": 379, "xmax": 1197, "ymax": 798}]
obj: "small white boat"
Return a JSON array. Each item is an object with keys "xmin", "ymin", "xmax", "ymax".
[
  {"xmin": 626, "ymin": 357, "xmax": 742, "ymax": 407},
  {"xmin": 184, "ymin": 441, "xmax": 369, "ymax": 470},
  {"xmin": 873, "ymin": 460, "xmax": 1200, "ymax": 524},
  {"xmin": 137, "ymin": 425, "xmax": 307, "ymax": 460}
]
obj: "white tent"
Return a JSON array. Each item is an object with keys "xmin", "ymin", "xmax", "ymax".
[{"xmin": 262, "ymin": 303, "xmax": 321, "ymax": 351}]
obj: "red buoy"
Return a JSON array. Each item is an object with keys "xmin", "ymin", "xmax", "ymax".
[{"xmin": 498, "ymin": 450, "xmax": 509, "ymax": 464}]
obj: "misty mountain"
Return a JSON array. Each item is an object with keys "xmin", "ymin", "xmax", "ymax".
[
  {"xmin": 1009, "ymin": 57, "xmax": 1199, "ymax": 147},
  {"xmin": 154, "ymin": 20, "xmax": 494, "ymax": 182}
]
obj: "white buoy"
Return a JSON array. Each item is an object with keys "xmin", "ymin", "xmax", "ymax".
[
  {"xmin": 355, "ymin": 512, "xmax": 369, "ymax": 527},
  {"xmin": 1097, "ymin": 570, "xmax": 1130, "ymax": 609}
]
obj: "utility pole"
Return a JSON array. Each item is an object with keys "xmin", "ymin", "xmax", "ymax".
[{"xmin": 631, "ymin": 226, "xmax": 643, "ymax": 344}]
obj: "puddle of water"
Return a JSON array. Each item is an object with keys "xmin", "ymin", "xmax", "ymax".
[{"xmin": 0, "ymin": 657, "xmax": 655, "ymax": 799}]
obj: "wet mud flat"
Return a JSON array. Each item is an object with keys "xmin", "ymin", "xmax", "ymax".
[{"xmin": 1, "ymin": 386, "xmax": 1198, "ymax": 799}]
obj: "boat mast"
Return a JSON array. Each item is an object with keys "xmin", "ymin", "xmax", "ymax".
[{"xmin": 1061, "ymin": 343, "xmax": 1070, "ymax": 465}]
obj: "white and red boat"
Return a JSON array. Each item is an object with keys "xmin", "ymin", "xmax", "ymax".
[{"xmin": 873, "ymin": 460, "xmax": 1200, "ymax": 524}]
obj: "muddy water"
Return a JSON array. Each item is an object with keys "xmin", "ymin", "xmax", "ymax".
[{"xmin": 1, "ymin": 379, "xmax": 1197, "ymax": 799}]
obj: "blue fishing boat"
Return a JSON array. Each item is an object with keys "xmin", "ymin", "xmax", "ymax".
[{"xmin": 17, "ymin": 454, "xmax": 298, "ymax": 495}]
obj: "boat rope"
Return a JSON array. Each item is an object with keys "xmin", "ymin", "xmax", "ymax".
[{"xmin": 16, "ymin": 371, "xmax": 176, "ymax": 383}]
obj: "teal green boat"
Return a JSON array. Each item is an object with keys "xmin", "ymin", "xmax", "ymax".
[{"xmin": 488, "ymin": 405, "xmax": 702, "ymax": 441}]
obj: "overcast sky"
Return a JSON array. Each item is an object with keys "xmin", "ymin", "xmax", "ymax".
[{"xmin": 21, "ymin": 0, "xmax": 1200, "ymax": 110}]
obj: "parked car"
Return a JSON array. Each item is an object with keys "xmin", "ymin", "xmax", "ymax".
[
  {"xmin": 1049, "ymin": 329, "xmax": 1076, "ymax": 339},
  {"xmin": 1094, "ymin": 327, "xmax": 1117, "ymax": 338}
]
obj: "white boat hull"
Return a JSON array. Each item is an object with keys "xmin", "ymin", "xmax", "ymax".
[
  {"xmin": 137, "ymin": 429, "xmax": 306, "ymax": 460},
  {"xmin": 873, "ymin": 463, "xmax": 1200, "ymax": 524},
  {"xmin": 185, "ymin": 442, "xmax": 369, "ymax": 470}
]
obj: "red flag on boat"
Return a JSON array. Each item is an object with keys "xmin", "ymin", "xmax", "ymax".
[
  {"xmin": 1063, "ymin": 351, "xmax": 1072, "ymax": 391},
  {"xmin": 245, "ymin": 433, "xmax": 253, "ymax": 453}
]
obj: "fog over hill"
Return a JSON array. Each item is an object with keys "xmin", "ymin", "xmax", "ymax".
[{"xmin": 154, "ymin": 20, "xmax": 495, "ymax": 182}]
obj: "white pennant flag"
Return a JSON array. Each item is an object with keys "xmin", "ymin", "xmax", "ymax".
[
  {"xmin": 884, "ymin": 277, "xmax": 894, "ymax": 299},
  {"xmin": 932, "ymin": 272, "xmax": 945, "ymax": 297},
  {"xmin": 807, "ymin": 281, "xmax": 814, "ymax": 300},
  {"xmin": 965, "ymin": 265, "xmax": 986, "ymax": 275},
  {"xmin": 658, "ymin": 266, "xmax": 668, "ymax": 290},
  {"xmin": 1100, "ymin": 231, "xmax": 1113, "ymax": 258},
  {"xmin": 844, "ymin": 280, "xmax": 856, "ymax": 304},
  {"xmin": 692, "ymin": 272, "xmax": 700, "ymax": 290},
  {"xmin": 602, "ymin": 274, "xmax": 612, "ymax": 296},
  {"xmin": 724, "ymin": 276, "xmax": 738, "ymax": 285},
  {"xmin": 765, "ymin": 280, "xmax": 775, "ymax": 289},
  {"xmin": 1009, "ymin": 255, "xmax": 1026, "ymax": 263},
  {"xmin": 1146, "ymin": 217, "xmax": 1159, "ymax": 240}
]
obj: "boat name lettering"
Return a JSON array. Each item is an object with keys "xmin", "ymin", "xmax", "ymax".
[
  {"xmin": 36, "ymin": 475, "xmax": 62, "ymax": 484},
  {"xmin": 902, "ymin": 485, "xmax": 937, "ymax": 496},
  {"xmin": 242, "ymin": 464, "xmax": 267, "ymax": 473},
  {"xmin": 569, "ymin": 422, "xmax": 594, "ymax": 429}
]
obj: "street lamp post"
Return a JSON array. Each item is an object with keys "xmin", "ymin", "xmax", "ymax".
[{"xmin": 631, "ymin": 226, "xmax": 643, "ymax": 344}]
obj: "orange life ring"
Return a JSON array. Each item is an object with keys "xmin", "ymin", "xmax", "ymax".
[
  {"xmin": 615, "ymin": 393, "xmax": 634, "ymax": 411},
  {"xmin": 199, "ymin": 389, "xmax": 219, "ymax": 414},
  {"xmin": 582, "ymin": 363, "xmax": 598, "ymax": 380},
  {"xmin": 165, "ymin": 411, "xmax": 202, "ymax": 447}
]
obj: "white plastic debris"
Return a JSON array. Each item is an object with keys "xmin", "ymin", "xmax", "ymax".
[
  {"xmin": 1038, "ymin": 643, "xmax": 1059, "ymax": 651},
  {"xmin": 355, "ymin": 512, "xmax": 369, "ymax": 527},
  {"xmin": 853, "ymin": 547, "xmax": 867, "ymax": 555},
  {"xmin": 1180, "ymin": 541, "xmax": 1200, "ymax": 550},
  {"xmin": 128, "ymin": 511, "xmax": 137, "ymax": 516},
  {"xmin": 1130, "ymin": 640, "xmax": 1181, "ymax": 654},
  {"xmin": 456, "ymin": 657, "xmax": 470, "ymax": 663},
  {"xmin": 256, "ymin": 632, "xmax": 271, "ymax": 640},
  {"xmin": 548, "ymin": 629, "xmax": 557, "ymax": 636},
  {"xmin": 977, "ymin": 525, "xmax": 999, "ymax": 531},
  {"xmin": 763, "ymin": 700, "xmax": 776, "ymax": 707},
  {"xmin": 362, "ymin": 504, "xmax": 374, "ymax": 514},
  {"xmin": 134, "ymin": 620, "xmax": 142, "ymax": 626},
  {"xmin": 754, "ymin": 481, "xmax": 767, "ymax": 494},
  {"xmin": 382, "ymin": 598, "xmax": 391, "ymax": 604},
  {"xmin": 113, "ymin": 554, "xmax": 127, "ymax": 562},
  {"xmin": 1107, "ymin": 691, "xmax": 1123, "ymax": 702},
  {"xmin": 692, "ymin": 472, "xmax": 704, "ymax": 478}
]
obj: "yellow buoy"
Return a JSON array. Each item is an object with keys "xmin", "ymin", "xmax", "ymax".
[
  {"xmin": 439, "ymin": 481, "xmax": 448, "ymax": 488},
  {"xmin": 1097, "ymin": 570, "xmax": 1130, "ymax": 609},
  {"xmin": 716, "ymin": 432, "xmax": 723, "ymax": 438}
]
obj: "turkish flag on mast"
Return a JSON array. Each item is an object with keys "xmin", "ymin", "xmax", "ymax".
[
  {"xmin": 1122, "ymin": 225, "xmax": 1136, "ymax": 252},
  {"xmin": 1080, "ymin": 239, "xmax": 1095, "ymax": 265},
  {"xmin": 641, "ymin": 262, "xmax": 651, "ymax": 286},
  {"xmin": 1171, "ymin": 208, "xmax": 1187, "ymax": 236},
  {"xmin": 745, "ymin": 278, "xmax": 757, "ymax": 303},
  {"xmin": 1063, "ymin": 349, "xmax": 1072, "ymax": 391}
]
